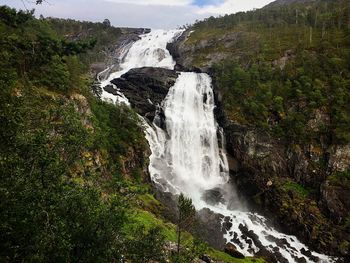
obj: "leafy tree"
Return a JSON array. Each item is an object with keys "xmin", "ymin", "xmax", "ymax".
[{"xmin": 126, "ymin": 226, "xmax": 166, "ymax": 263}]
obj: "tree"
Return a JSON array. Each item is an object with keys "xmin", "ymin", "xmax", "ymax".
[
  {"xmin": 176, "ymin": 193, "xmax": 196, "ymax": 254},
  {"xmin": 103, "ymin": 18, "xmax": 111, "ymax": 27},
  {"xmin": 126, "ymin": 226, "xmax": 166, "ymax": 263}
]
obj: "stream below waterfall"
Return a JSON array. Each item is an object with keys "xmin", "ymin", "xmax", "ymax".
[{"xmin": 101, "ymin": 29, "xmax": 336, "ymax": 263}]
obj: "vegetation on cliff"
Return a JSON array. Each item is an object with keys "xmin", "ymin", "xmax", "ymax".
[
  {"xmin": 0, "ymin": 6, "xmax": 150, "ymax": 261},
  {"xmin": 189, "ymin": 0, "xmax": 350, "ymax": 144}
]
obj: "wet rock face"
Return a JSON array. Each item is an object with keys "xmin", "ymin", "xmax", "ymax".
[
  {"xmin": 108, "ymin": 67, "xmax": 179, "ymax": 121},
  {"xmin": 202, "ymin": 188, "xmax": 226, "ymax": 206},
  {"xmin": 196, "ymin": 208, "xmax": 226, "ymax": 250},
  {"xmin": 167, "ymin": 29, "xmax": 215, "ymax": 73},
  {"xmin": 91, "ymin": 28, "xmax": 151, "ymax": 79}
]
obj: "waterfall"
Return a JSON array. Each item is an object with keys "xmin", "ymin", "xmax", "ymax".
[
  {"xmin": 100, "ymin": 29, "xmax": 182, "ymax": 104},
  {"xmin": 103, "ymin": 29, "xmax": 336, "ymax": 263}
]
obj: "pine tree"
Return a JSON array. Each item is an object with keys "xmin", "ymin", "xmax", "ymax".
[{"xmin": 176, "ymin": 193, "xmax": 196, "ymax": 254}]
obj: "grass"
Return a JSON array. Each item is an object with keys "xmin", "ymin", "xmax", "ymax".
[
  {"xmin": 126, "ymin": 209, "xmax": 267, "ymax": 262},
  {"xmin": 123, "ymin": 185, "xmax": 267, "ymax": 262},
  {"xmin": 207, "ymin": 248, "xmax": 266, "ymax": 263},
  {"xmin": 124, "ymin": 209, "xmax": 178, "ymax": 241},
  {"xmin": 282, "ymin": 180, "xmax": 310, "ymax": 198}
]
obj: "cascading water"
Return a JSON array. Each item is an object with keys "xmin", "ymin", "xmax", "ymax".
[
  {"xmin": 100, "ymin": 29, "xmax": 182, "ymax": 104},
  {"xmin": 103, "ymin": 29, "xmax": 336, "ymax": 263},
  {"xmin": 152, "ymin": 73, "xmax": 228, "ymax": 198}
]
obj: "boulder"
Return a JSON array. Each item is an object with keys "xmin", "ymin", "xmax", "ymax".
[
  {"xmin": 224, "ymin": 243, "xmax": 245, "ymax": 259},
  {"xmin": 199, "ymin": 254, "xmax": 213, "ymax": 263}
]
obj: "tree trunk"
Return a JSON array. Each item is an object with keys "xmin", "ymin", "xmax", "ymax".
[
  {"xmin": 309, "ymin": 26, "xmax": 313, "ymax": 45},
  {"xmin": 177, "ymin": 226, "xmax": 181, "ymax": 254}
]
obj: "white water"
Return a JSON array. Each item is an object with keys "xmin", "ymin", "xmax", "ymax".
[
  {"xmin": 103, "ymin": 29, "xmax": 336, "ymax": 263},
  {"xmin": 100, "ymin": 29, "xmax": 183, "ymax": 104}
]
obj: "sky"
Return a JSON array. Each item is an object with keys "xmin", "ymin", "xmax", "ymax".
[{"xmin": 3, "ymin": 0, "xmax": 275, "ymax": 28}]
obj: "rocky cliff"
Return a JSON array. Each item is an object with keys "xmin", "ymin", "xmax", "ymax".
[{"xmin": 106, "ymin": 67, "xmax": 179, "ymax": 121}]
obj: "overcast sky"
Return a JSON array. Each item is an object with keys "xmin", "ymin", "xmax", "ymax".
[{"xmin": 3, "ymin": 0, "xmax": 274, "ymax": 28}]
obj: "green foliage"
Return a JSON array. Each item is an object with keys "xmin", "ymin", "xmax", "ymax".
[
  {"xmin": 214, "ymin": 44, "xmax": 350, "ymax": 143},
  {"xmin": 0, "ymin": 7, "xmax": 153, "ymax": 261},
  {"xmin": 207, "ymin": 248, "xmax": 266, "ymax": 263},
  {"xmin": 176, "ymin": 193, "xmax": 196, "ymax": 254},
  {"xmin": 0, "ymin": 5, "xmax": 95, "ymax": 94},
  {"xmin": 46, "ymin": 17, "xmax": 122, "ymax": 66},
  {"xmin": 126, "ymin": 225, "xmax": 166, "ymax": 263},
  {"xmin": 124, "ymin": 209, "xmax": 178, "ymax": 242},
  {"xmin": 282, "ymin": 180, "xmax": 310, "ymax": 198},
  {"xmin": 0, "ymin": 5, "xmax": 34, "ymax": 27},
  {"xmin": 39, "ymin": 55, "xmax": 70, "ymax": 92},
  {"xmin": 170, "ymin": 238, "xmax": 207, "ymax": 263},
  {"xmin": 328, "ymin": 170, "xmax": 350, "ymax": 188},
  {"xmin": 0, "ymin": 86, "xmax": 128, "ymax": 262},
  {"xmin": 204, "ymin": 0, "xmax": 350, "ymax": 145},
  {"xmin": 91, "ymin": 99, "xmax": 147, "ymax": 172}
]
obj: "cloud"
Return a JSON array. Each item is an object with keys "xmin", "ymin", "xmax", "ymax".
[
  {"xmin": 2, "ymin": 0, "xmax": 274, "ymax": 28},
  {"xmin": 105, "ymin": 0, "xmax": 192, "ymax": 6},
  {"xmin": 197, "ymin": 0, "xmax": 274, "ymax": 15}
]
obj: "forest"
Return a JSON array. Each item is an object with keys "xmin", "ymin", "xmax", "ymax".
[{"xmin": 191, "ymin": 0, "xmax": 350, "ymax": 144}]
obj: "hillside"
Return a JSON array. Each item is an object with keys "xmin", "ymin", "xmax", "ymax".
[
  {"xmin": 0, "ymin": 5, "xmax": 265, "ymax": 263},
  {"xmin": 169, "ymin": 0, "xmax": 350, "ymax": 257}
]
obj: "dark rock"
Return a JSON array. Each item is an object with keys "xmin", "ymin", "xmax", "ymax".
[
  {"xmin": 293, "ymin": 256, "xmax": 308, "ymax": 263},
  {"xmin": 238, "ymin": 224, "xmax": 287, "ymax": 263},
  {"xmin": 222, "ymin": 217, "xmax": 233, "ymax": 232},
  {"xmin": 199, "ymin": 254, "xmax": 213, "ymax": 263},
  {"xmin": 196, "ymin": 208, "xmax": 226, "ymax": 249},
  {"xmin": 224, "ymin": 243, "xmax": 245, "ymax": 259},
  {"xmin": 109, "ymin": 67, "xmax": 179, "ymax": 121},
  {"xmin": 153, "ymin": 187, "xmax": 178, "ymax": 223},
  {"xmin": 202, "ymin": 187, "xmax": 226, "ymax": 206},
  {"xmin": 265, "ymin": 235, "xmax": 294, "ymax": 250},
  {"xmin": 300, "ymin": 248, "xmax": 319, "ymax": 262},
  {"xmin": 103, "ymin": 84, "xmax": 116, "ymax": 94},
  {"xmin": 320, "ymin": 180, "xmax": 350, "ymax": 224},
  {"xmin": 154, "ymin": 189, "xmax": 228, "ymax": 251}
]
